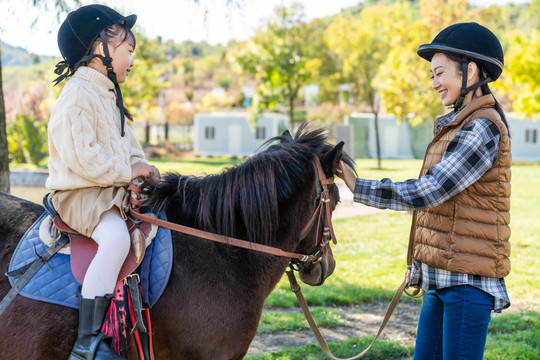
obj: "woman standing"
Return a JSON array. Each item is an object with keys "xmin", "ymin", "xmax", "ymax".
[{"xmin": 339, "ymin": 22, "xmax": 511, "ymax": 360}]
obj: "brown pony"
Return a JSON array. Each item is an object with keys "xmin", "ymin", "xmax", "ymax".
[{"xmin": 0, "ymin": 126, "xmax": 353, "ymax": 359}]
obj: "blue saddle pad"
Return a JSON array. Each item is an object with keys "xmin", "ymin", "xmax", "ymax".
[{"xmin": 8, "ymin": 212, "xmax": 173, "ymax": 309}]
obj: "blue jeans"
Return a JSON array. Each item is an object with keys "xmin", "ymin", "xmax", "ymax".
[{"xmin": 413, "ymin": 285, "xmax": 494, "ymax": 360}]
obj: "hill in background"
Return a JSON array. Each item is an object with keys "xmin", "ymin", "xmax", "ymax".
[{"xmin": 1, "ymin": 41, "xmax": 58, "ymax": 67}]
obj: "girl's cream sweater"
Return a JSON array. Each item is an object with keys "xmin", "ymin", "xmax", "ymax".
[{"xmin": 46, "ymin": 67, "xmax": 146, "ymax": 190}]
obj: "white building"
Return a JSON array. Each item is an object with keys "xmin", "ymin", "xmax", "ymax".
[
  {"xmin": 345, "ymin": 113, "xmax": 416, "ymax": 159},
  {"xmin": 193, "ymin": 112, "xmax": 289, "ymax": 157},
  {"xmin": 506, "ymin": 113, "xmax": 540, "ymax": 161},
  {"xmin": 346, "ymin": 112, "xmax": 540, "ymax": 161}
]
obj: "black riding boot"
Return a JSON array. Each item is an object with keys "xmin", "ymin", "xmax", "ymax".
[{"xmin": 68, "ymin": 294, "xmax": 123, "ymax": 360}]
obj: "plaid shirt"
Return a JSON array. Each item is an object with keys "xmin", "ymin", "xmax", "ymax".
[{"xmin": 354, "ymin": 112, "xmax": 510, "ymax": 312}]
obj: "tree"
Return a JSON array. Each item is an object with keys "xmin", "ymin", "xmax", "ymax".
[
  {"xmin": 230, "ymin": 4, "xmax": 312, "ymax": 130},
  {"xmin": 375, "ymin": 0, "xmax": 465, "ymax": 126},
  {"xmin": 0, "ymin": 54, "xmax": 7, "ymax": 192},
  {"xmin": 300, "ymin": 18, "xmax": 340, "ymax": 106},
  {"xmin": 122, "ymin": 28, "xmax": 167, "ymax": 145},
  {"xmin": 501, "ymin": 29, "xmax": 540, "ymax": 119},
  {"xmin": 325, "ymin": 5, "xmax": 392, "ymax": 168},
  {"xmin": 0, "ymin": 0, "xmax": 75, "ymax": 193},
  {"xmin": 7, "ymin": 114, "xmax": 47, "ymax": 165}
]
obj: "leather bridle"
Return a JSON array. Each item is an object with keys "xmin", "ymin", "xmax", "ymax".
[
  {"xmin": 127, "ymin": 156, "xmax": 338, "ymax": 266},
  {"xmin": 291, "ymin": 156, "xmax": 337, "ymax": 269}
]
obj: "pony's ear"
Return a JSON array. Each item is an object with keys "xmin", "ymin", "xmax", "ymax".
[
  {"xmin": 320, "ymin": 142, "xmax": 344, "ymax": 176},
  {"xmin": 281, "ymin": 130, "xmax": 293, "ymax": 142}
]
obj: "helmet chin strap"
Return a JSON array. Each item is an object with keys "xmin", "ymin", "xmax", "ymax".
[
  {"xmin": 453, "ymin": 62, "xmax": 492, "ymax": 111},
  {"xmin": 99, "ymin": 30, "xmax": 126, "ymax": 137},
  {"xmin": 76, "ymin": 30, "xmax": 127, "ymax": 136}
]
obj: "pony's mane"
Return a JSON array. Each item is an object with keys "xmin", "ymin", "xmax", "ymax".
[{"xmin": 144, "ymin": 124, "xmax": 341, "ymax": 245}]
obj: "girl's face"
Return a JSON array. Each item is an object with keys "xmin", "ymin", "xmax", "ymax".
[
  {"xmin": 89, "ymin": 26, "xmax": 135, "ymax": 83},
  {"xmin": 109, "ymin": 38, "xmax": 135, "ymax": 83},
  {"xmin": 430, "ymin": 53, "xmax": 480, "ymax": 108}
]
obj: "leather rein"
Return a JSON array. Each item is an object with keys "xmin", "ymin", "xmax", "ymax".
[{"xmin": 127, "ymin": 156, "xmax": 337, "ymax": 264}]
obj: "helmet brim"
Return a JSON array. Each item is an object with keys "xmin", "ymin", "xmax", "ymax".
[
  {"xmin": 417, "ymin": 43, "xmax": 503, "ymax": 80},
  {"xmin": 119, "ymin": 14, "xmax": 137, "ymax": 29}
]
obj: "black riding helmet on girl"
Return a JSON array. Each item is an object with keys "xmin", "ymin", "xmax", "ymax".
[
  {"xmin": 417, "ymin": 22, "xmax": 504, "ymax": 111},
  {"xmin": 53, "ymin": 4, "xmax": 137, "ymax": 136}
]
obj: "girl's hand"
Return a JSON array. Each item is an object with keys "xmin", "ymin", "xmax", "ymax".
[
  {"xmin": 131, "ymin": 162, "xmax": 160, "ymax": 182},
  {"xmin": 337, "ymin": 160, "xmax": 357, "ymax": 193}
]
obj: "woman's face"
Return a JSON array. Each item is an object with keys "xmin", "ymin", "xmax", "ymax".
[{"xmin": 430, "ymin": 53, "xmax": 463, "ymax": 107}]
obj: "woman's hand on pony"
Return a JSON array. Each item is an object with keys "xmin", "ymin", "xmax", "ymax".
[{"xmin": 337, "ymin": 160, "xmax": 357, "ymax": 193}]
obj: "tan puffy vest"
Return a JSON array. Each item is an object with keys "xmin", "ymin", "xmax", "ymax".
[{"xmin": 407, "ymin": 95, "xmax": 511, "ymax": 278}]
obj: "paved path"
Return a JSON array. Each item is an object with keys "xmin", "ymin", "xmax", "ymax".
[
  {"xmin": 333, "ymin": 180, "xmax": 388, "ymax": 219},
  {"xmin": 247, "ymin": 301, "xmax": 421, "ymax": 356}
]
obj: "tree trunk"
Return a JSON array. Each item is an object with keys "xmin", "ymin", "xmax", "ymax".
[
  {"xmin": 373, "ymin": 110, "xmax": 382, "ymax": 170},
  {"xmin": 288, "ymin": 96, "xmax": 295, "ymax": 134},
  {"xmin": 0, "ymin": 54, "xmax": 10, "ymax": 193},
  {"xmin": 145, "ymin": 122, "xmax": 150, "ymax": 145}
]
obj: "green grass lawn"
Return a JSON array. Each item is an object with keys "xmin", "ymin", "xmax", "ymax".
[{"xmin": 9, "ymin": 158, "xmax": 540, "ymax": 359}]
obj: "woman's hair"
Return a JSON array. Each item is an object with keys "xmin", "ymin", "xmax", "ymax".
[
  {"xmin": 445, "ymin": 52, "xmax": 509, "ymax": 136},
  {"xmin": 76, "ymin": 24, "xmax": 136, "ymax": 121}
]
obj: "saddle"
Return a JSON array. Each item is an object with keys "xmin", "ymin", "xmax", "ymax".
[
  {"xmin": 41, "ymin": 194, "xmax": 156, "ymax": 285},
  {"xmin": 52, "ymin": 213, "xmax": 154, "ymax": 285},
  {"xmin": 4, "ymin": 192, "xmax": 172, "ymax": 360},
  {"xmin": 6, "ymin": 196, "xmax": 173, "ymax": 309}
]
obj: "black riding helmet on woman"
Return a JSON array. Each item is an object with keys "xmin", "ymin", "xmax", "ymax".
[
  {"xmin": 417, "ymin": 22, "xmax": 509, "ymax": 132},
  {"xmin": 53, "ymin": 4, "xmax": 136, "ymax": 137}
]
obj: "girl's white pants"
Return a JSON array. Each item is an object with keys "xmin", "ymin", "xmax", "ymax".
[{"xmin": 80, "ymin": 208, "xmax": 131, "ymax": 299}]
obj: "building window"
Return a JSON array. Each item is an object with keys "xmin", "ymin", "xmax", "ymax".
[
  {"xmin": 256, "ymin": 127, "xmax": 266, "ymax": 140},
  {"xmin": 205, "ymin": 126, "xmax": 215, "ymax": 140},
  {"xmin": 525, "ymin": 129, "xmax": 538, "ymax": 144}
]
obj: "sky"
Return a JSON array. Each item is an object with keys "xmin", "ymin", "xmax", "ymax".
[{"xmin": 0, "ymin": 0, "xmax": 531, "ymax": 58}]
